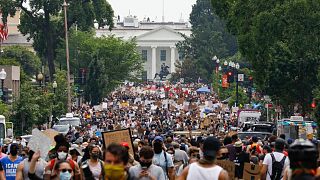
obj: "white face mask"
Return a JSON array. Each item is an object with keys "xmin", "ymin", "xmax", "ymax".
[
  {"xmin": 58, "ymin": 152, "xmax": 68, "ymax": 160},
  {"xmin": 60, "ymin": 171, "xmax": 72, "ymax": 180}
]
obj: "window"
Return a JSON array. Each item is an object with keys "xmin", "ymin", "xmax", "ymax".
[
  {"xmin": 178, "ymin": 52, "xmax": 183, "ymax": 61},
  {"xmin": 160, "ymin": 50, "xmax": 166, "ymax": 61},
  {"xmin": 142, "ymin": 71, "xmax": 147, "ymax": 81},
  {"xmin": 141, "ymin": 50, "xmax": 147, "ymax": 61}
]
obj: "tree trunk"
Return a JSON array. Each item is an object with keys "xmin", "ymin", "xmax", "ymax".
[{"xmin": 44, "ymin": 10, "xmax": 56, "ymax": 80}]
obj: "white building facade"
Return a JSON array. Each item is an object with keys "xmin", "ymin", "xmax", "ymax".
[{"xmin": 96, "ymin": 16, "xmax": 191, "ymax": 80}]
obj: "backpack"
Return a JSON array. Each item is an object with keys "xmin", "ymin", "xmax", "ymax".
[{"xmin": 269, "ymin": 153, "xmax": 286, "ymax": 180}]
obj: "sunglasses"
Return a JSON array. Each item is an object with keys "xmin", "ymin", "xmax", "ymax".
[{"xmin": 60, "ymin": 169, "xmax": 73, "ymax": 173}]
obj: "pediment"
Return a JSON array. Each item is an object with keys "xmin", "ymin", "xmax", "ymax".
[{"xmin": 136, "ymin": 26, "xmax": 185, "ymax": 41}]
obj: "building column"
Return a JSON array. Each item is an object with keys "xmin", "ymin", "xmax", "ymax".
[
  {"xmin": 170, "ymin": 46, "xmax": 176, "ymax": 73},
  {"xmin": 151, "ymin": 46, "xmax": 157, "ymax": 79}
]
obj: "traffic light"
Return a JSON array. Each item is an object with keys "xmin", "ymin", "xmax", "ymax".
[
  {"xmin": 3, "ymin": 88, "xmax": 13, "ymax": 104},
  {"xmin": 311, "ymin": 99, "xmax": 316, "ymax": 109},
  {"xmin": 227, "ymin": 71, "xmax": 234, "ymax": 83}
]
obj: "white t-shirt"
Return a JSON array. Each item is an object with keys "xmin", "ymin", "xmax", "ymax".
[{"xmin": 263, "ymin": 152, "xmax": 290, "ymax": 180}]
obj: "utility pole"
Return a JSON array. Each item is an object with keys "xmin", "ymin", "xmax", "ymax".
[{"xmin": 63, "ymin": 0, "xmax": 72, "ymax": 112}]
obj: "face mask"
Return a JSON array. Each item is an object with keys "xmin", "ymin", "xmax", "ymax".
[
  {"xmin": 10, "ymin": 149, "xmax": 18, "ymax": 156},
  {"xmin": 58, "ymin": 152, "xmax": 68, "ymax": 160},
  {"xmin": 16, "ymin": 141, "xmax": 21, "ymax": 145},
  {"xmin": 140, "ymin": 161, "xmax": 152, "ymax": 169},
  {"xmin": 91, "ymin": 153, "xmax": 99, "ymax": 160},
  {"xmin": 104, "ymin": 164, "xmax": 125, "ymax": 180},
  {"xmin": 60, "ymin": 171, "xmax": 72, "ymax": 180}
]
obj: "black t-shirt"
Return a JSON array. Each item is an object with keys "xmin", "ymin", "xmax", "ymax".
[{"xmin": 234, "ymin": 152, "xmax": 250, "ymax": 178}]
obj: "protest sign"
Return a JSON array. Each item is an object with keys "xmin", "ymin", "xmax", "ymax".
[
  {"xmin": 216, "ymin": 160, "xmax": 235, "ymax": 180},
  {"xmin": 42, "ymin": 129, "xmax": 59, "ymax": 146},
  {"xmin": 177, "ymin": 98, "xmax": 184, "ymax": 105},
  {"xmin": 28, "ymin": 129, "xmax": 52, "ymax": 159},
  {"xmin": 102, "ymin": 129, "xmax": 134, "ymax": 155},
  {"xmin": 243, "ymin": 163, "xmax": 261, "ymax": 180}
]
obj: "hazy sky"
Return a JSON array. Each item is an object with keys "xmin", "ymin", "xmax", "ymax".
[{"xmin": 107, "ymin": 0, "xmax": 197, "ymax": 22}]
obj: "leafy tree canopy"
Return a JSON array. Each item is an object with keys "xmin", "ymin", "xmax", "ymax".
[{"xmin": 211, "ymin": 0, "xmax": 320, "ymax": 114}]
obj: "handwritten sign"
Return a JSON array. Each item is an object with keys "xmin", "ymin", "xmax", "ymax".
[
  {"xmin": 42, "ymin": 129, "xmax": 59, "ymax": 146},
  {"xmin": 216, "ymin": 160, "xmax": 235, "ymax": 180},
  {"xmin": 28, "ymin": 129, "xmax": 52, "ymax": 159},
  {"xmin": 102, "ymin": 129, "xmax": 134, "ymax": 155},
  {"xmin": 243, "ymin": 163, "xmax": 261, "ymax": 180}
]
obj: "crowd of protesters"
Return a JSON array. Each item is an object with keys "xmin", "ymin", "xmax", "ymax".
[{"xmin": 0, "ymin": 83, "xmax": 318, "ymax": 180}]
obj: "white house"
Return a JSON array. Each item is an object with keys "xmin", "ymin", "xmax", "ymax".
[{"xmin": 96, "ymin": 16, "xmax": 191, "ymax": 80}]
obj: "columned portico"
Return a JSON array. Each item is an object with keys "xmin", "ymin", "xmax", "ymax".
[
  {"xmin": 151, "ymin": 46, "xmax": 157, "ymax": 79},
  {"xmin": 170, "ymin": 46, "xmax": 176, "ymax": 73}
]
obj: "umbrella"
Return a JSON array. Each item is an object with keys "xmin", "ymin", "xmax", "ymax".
[{"xmin": 196, "ymin": 87, "xmax": 211, "ymax": 93}]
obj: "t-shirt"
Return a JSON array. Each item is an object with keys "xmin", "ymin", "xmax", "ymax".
[
  {"xmin": 262, "ymin": 152, "xmax": 290, "ymax": 180},
  {"xmin": 0, "ymin": 156, "xmax": 23, "ymax": 180},
  {"xmin": 153, "ymin": 151, "xmax": 174, "ymax": 180},
  {"xmin": 129, "ymin": 164, "xmax": 165, "ymax": 180}
]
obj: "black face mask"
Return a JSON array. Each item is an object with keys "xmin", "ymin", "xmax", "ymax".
[
  {"xmin": 140, "ymin": 161, "xmax": 152, "ymax": 169},
  {"xmin": 153, "ymin": 142, "xmax": 163, "ymax": 154},
  {"xmin": 91, "ymin": 153, "xmax": 99, "ymax": 160},
  {"xmin": 10, "ymin": 149, "xmax": 18, "ymax": 156}
]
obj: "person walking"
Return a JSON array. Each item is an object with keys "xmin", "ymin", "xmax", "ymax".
[
  {"xmin": 261, "ymin": 138, "xmax": 290, "ymax": 180},
  {"xmin": 129, "ymin": 146, "xmax": 165, "ymax": 180},
  {"xmin": 178, "ymin": 136, "xmax": 229, "ymax": 180}
]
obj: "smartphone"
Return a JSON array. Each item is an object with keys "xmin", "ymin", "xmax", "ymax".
[{"xmin": 142, "ymin": 167, "xmax": 148, "ymax": 171}]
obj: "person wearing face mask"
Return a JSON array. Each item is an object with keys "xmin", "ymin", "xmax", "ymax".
[
  {"xmin": 104, "ymin": 143, "xmax": 129, "ymax": 180},
  {"xmin": 152, "ymin": 136, "xmax": 175, "ymax": 180},
  {"xmin": 55, "ymin": 160, "xmax": 74, "ymax": 180},
  {"xmin": 129, "ymin": 146, "xmax": 165, "ymax": 180},
  {"xmin": 80, "ymin": 145, "xmax": 104, "ymax": 180},
  {"xmin": 44, "ymin": 134, "xmax": 81, "ymax": 180},
  {"xmin": 0, "ymin": 143, "xmax": 23, "ymax": 180}
]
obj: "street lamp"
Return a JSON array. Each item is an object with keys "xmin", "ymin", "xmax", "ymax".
[
  {"xmin": 235, "ymin": 63, "xmax": 240, "ymax": 107},
  {"xmin": 52, "ymin": 81, "xmax": 57, "ymax": 94},
  {"xmin": 37, "ymin": 73, "xmax": 44, "ymax": 88},
  {"xmin": 0, "ymin": 69, "xmax": 6, "ymax": 101}
]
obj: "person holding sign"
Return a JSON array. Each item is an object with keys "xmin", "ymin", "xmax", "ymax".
[{"xmin": 178, "ymin": 137, "xmax": 229, "ymax": 180}]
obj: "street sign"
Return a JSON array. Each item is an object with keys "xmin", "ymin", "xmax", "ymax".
[{"xmin": 238, "ymin": 74, "xmax": 244, "ymax": 82}]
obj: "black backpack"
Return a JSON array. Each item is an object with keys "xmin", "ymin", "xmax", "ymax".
[{"xmin": 270, "ymin": 153, "xmax": 286, "ymax": 180}]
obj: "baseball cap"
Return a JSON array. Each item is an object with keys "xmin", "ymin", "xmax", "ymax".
[
  {"xmin": 234, "ymin": 141, "xmax": 243, "ymax": 147},
  {"xmin": 203, "ymin": 136, "xmax": 221, "ymax": 158},
  {"xmin": 154, "ymin": 136, "xmax": 163, "ymax": 142}
]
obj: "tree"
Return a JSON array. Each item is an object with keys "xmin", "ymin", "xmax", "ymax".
[
  {"xmin": 56, "ymin": 32, "xmax": 142, "ymax": 105},
  {"xmin": 0, "ymin": 0, "xmax": 114, "ymax": 79},
  {"xmin": 171, "ymin": 59, "xmax": 201, "ymax": 83},
  {"xmin": 2, "ymin": 46, "xmax": 41, "ymax": 77},
  {"xmin": 211, "ymin": 0, "xmax": 320, "ymax": 115},
  {"xmin": 177, "ymin": 0, "xmax": 237, "ymax": 82}
]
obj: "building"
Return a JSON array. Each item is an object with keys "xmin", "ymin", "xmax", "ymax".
[
  {"xmin": 96, "ymin": 15, "xmax": 191, "ymax": 80},
  {"xmin": 0, "ymin": 66, "xmax": 21, "ymax": 100},
  {"xmin": 0, "ymin": 10, "xmax": 33, "ymax": 50}
]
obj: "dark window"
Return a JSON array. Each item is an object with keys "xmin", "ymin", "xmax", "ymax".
[
  {"xmin": 141, "ymin": 50, "xmax": 147, "ymax": 61},
  {"xmin": 178, "ymin": 52, "xmax": 183, "ymax": 61},
  {"xmin": 142, "ymin": 71, "xmax": 147, "ymax": 81},
  {"xmin": 160, "ymin": 50, "xmax": 166, "ymax": 61}
]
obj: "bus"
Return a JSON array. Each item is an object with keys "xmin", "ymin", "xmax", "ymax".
[{"xmin": 0, "ymin": 115, "xmax": 13, "ymax": 140}]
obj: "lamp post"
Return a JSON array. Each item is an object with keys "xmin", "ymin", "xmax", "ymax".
[
  {"xmin": 63, "ymin": 0, "xmax": 72, "ymax": 112},
  {"xmin": 235, "ymin": 63, "xmax": 240, "ymax": 107},
  {"xmin": 37, "ymin": 73, "xmax": 44, "ymax": 88},
  {"xmin": 0, "ymin": 69, "xmax": 6, "ymax": 101},
  {"xmin": 52, "ymin": 81, "xmax": 57, "ymax": 94},
  {"xmin": 212, "ymin": 56, "xmax": 220, "ymax": 73}
]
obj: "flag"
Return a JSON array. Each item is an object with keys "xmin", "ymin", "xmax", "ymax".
[{"xmin": 0, "ymin": 23, "xmax": 8, "ymax": 42}]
